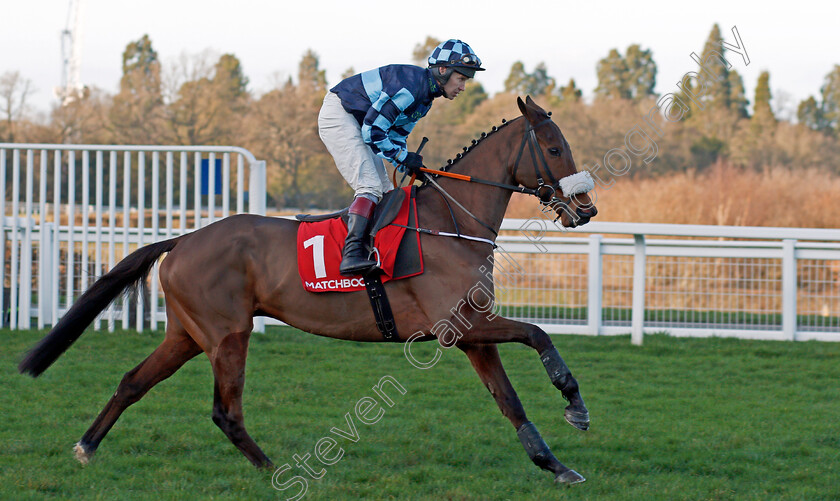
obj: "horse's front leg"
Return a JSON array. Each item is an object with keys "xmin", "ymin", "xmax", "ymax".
[
  {"xmin": 457, "ymin": 317, "xmax": 589, "ymax": 431},
  {"xmin": 457, "ymin": 343, "xmax": 585, "ymax": 484}
]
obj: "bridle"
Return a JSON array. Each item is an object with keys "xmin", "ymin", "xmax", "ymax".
[
  {"xmin": 512, "ymin": 117, "xmax": 566, "ymax": 207},
  {"xmin": 411, "ymin": 116, "xmax": 589, "ymax": 237}
]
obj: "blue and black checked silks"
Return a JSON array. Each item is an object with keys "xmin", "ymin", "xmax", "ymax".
[{"xmin": 330, "ymin": 65, "xmax": 443, "ymax": 166}]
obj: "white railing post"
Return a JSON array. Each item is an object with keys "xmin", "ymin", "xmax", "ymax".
[
  {"xmin": 121, "ymin": 151, "xmax": 131, "ymax": 330},
  {"xmin": 81, "ymin": 150, "xmax": 89, "ymax": 305},
  {"xmin": 248, "ymin": 160, "xmax": 267, "ymax": 216},
  {"xmin": 236, "ymin": 154, "xmax": 245, "ymax": 214},
  {"xmin": 631, "ymin": 234, "xmax": 646, "ymax": 345},
  {"xmin": 151, "ymin": 151, "xmax": 159, "ymax": 331},
  {"xmin": 20, "ymin": 150, "xmax": 34, "ymax": 330},
  {"xmin": 0, "ymin": 150, "xmax": 5, "ymax": 328},
  {"xmin": 782, "ymin": 239, "xmax": 797, "ymax": 341},
  {"xmin": 10, "ymin": 149, "xmax": 20, "ymax": 330},
  {"xmin": 222, "ymin": 152, "xmax": 230, "ymax": 218},
  {"xmin": 587, "ymin": 234, "xmax": 602, "ymax": 335},
  {"xmin": 136, "ymin": 152, "xmax": 145, "ymax": 332},
  {"xmin": 94, "ymin": 150, "xmax": 103, "ymax": 330},
  {"xmin": 53, "ymin": 151, "xmax": 62, "ymax": 327},
  {"xmin": 180, "ymin": 152, "xmax": 188, "ymax": 234},
  {"xmin": 107, "ymin": 151, "xmax": 117, "ymax": 332},
  {"xmin": 38, "ymin": 151, "xmax": 48, "ymax": 329},
  {"xmin": 208, "ymin": 152, "xmax": 216, "ymax": 225},
  {"xmin": 20, "ymin": 224, "xmax": 32, "ymax": 330},
  {"xmin": 40, "ymin": 223, "xmax": 55, "ymax": 328},
  {"xmin": 67, "ymin": 151, "xmax": 76, "ymax": 314},
  {"xmin": 249, "ymin": 159, "xmax": 267, "ymax": 333}
]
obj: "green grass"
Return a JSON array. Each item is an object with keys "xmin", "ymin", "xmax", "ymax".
[{"xmin": 2, "ymin": 327, "xmax": 840, "ymax": 500}]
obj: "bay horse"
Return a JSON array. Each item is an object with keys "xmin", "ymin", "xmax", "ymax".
[{"xmin": 18, "ymin": 96, "xmax": 598, "ymax": 485}]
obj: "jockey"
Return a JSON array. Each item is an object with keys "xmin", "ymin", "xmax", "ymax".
[{"xmin": 319, "ymin": 39, "xmax": 484, "ymax": 276}]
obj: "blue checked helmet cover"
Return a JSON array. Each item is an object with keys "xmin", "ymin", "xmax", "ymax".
[{"xmin": 427, "ymin": 39, "xmax": 485, "ymax": 76}]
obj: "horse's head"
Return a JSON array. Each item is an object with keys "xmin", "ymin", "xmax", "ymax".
[{"xmin": 512, "ymin": 96, "xmax": 597, "ymax": 228}]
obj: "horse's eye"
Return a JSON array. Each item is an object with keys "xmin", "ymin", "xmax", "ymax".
[{"xmin": 548, "ymin": 147, "xmax": 563, "ymax": 157}]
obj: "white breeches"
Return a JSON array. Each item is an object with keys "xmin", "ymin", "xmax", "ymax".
[{"xmin": 318, "ymin": 92, "xmax": 394, "ymax": 201}]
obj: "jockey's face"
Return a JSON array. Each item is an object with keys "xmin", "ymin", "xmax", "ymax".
[{"xmin": 440, "ymin": 68, "xmax": 469, "ymax": 100}]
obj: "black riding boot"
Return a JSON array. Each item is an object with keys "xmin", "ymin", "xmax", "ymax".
[{"xmin": 339, "ymin": 198, "xmax": 377, "ymax": 276}]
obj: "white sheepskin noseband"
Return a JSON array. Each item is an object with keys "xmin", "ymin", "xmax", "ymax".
[{"xmin": 558, "ymin": 171, "xmax": 595, "ymax": 197}]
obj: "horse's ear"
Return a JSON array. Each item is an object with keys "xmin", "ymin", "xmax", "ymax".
[
  {"xmin": 517, "ymin": 95, "xmax": 546, "ymax": 123},
  {"xmin": 525, "ymin": 95, "xmax": 547, "ymax": 116},
  {"xmin": 518, "ymin": 95, "xmax": 540, "ymax": 121},
  {"xmin": 517, "ymin": 96, "xmax": 527, "ymax": 117}
]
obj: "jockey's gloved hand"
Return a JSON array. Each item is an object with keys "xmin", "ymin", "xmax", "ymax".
[{"xmin": 401, "ymin": 152, "xmax": 424, "ymax": 176}]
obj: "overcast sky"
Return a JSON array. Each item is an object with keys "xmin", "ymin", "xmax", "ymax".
[{"xmin": 3, "ymin": 0, "xmax": 839, "ymax": 120}]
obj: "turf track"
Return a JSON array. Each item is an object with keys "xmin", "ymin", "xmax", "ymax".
[{"xmin": 3, "ymin": 326, "xmax": 839, "ymax": 500}]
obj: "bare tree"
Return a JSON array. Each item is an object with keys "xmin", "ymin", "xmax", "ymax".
[
  {"xmin": 161, "ymin": 50, "xmax": 251, "ymax": 146},
  {"xmin": 0, "ymin": 71, "xmax": 35, "ymax": 142},
  {"xmin": 162, "ymin": 50, "xmax": 218, "ymax": 144}
]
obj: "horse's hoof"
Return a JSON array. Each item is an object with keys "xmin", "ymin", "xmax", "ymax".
[
  {"xmin": 564, "ymin": 406, "xmax": 590, "ymax": 431},
  {"xmin": 74, "ymin": 442, "xmax": 93, "ymax": 465},
  {"xmin": 555, "ymin": 469, "xmax": 586, "ymax": 485}
]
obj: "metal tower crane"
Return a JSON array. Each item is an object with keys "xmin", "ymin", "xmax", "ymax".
[{"xmin": 56, "ymin": 0, "xmax": 86, "ymax": 105}]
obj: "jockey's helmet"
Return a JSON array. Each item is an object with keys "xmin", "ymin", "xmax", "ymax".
[{"xmin": 427, "ymin": 39, "xmax": 485, "ymax": 79}]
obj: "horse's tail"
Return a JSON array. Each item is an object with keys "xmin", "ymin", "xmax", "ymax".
[{"xmin": 18, "ymin": 237, "xmax": 181, "ymax": 377}]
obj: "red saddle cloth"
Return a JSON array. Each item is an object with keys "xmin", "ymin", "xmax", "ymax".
[{"xmin": 296, "ymin": 187, "xmax": 422, "ymax": 292}]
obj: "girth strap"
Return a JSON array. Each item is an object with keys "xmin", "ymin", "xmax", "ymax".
[{"xmin": 363, "ymin": 271, "xmax": 400, "ymax": 341}]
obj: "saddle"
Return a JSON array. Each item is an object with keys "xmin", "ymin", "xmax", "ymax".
[{"xmin": 295, "ymin": 187, "xmax": 406, "ymax": 234}]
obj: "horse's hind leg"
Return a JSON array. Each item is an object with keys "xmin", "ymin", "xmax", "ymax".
[
  {"xmin": 209, "ymin": 331, "xmax": 272, "ymax": 468},
  {"xmin": 458, "ymin": 343, "xmax": 585, "ymax": 484},
  {"xmin": 74, "ymin": 315, "xmax": 202, "ymax": 464}
]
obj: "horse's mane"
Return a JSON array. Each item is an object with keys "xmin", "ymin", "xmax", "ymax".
[{"xmin": 434, "ymin": 116, "xmax": 520, "ymax": 174}]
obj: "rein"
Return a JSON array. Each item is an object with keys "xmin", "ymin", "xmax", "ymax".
[
  {"xmin": 423, "ymin": 174, "xmax": 499, "ymax": 237},
  {"xmin": 417, "ymin": 167, "xmax": 541, "ymax": 196}
]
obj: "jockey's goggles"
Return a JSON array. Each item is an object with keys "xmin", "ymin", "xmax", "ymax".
[
  {"xmin": 453, "ymin": 54, "xmax": 481, "ymax": 67},
  {"xmin": 434, "ymin": 53, "xmax": 484, "ymax": 70}
]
